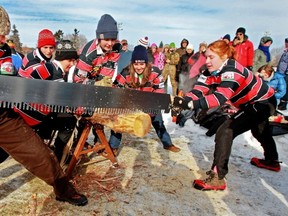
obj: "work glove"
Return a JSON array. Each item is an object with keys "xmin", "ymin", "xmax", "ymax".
[
  {"xmin": 94, "ymin": 76, "xmax": 113, "ymax": 87},
  {"xmin": 173, "ymin": 96, "xmax": 193, "ymax": 110}
]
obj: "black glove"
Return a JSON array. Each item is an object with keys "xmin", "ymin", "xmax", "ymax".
[{"xmin": 173, "ymin": 96, "xmax": 193, "ymax": 110}]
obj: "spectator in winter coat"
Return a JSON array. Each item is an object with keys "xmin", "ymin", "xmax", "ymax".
[
  {"xmin": 277, "ymin": 38, "xmax": 288, "ymax": 110},
  {"xmin": 253, "ymin": 36, "xmax": 273, "ymax": 73},
  {"xmin": 222, "ymin": 34, "xmax": 231, "ymax": 44},
  {"xmin": 258, "ymin": 64, "xmax": 286, "ymax": 100},
  {"xmin": 116, "ymin": 39, "xmax": 132, "ymax": 74},
  {"xmin": 150, "ymin": 43, "xmax": 165, "ymax": 71},
  {"xmin": 176, "ymin": 38, "xmax": 189, "ymax": 57},
  {"xmin": 177, "ymin": 43, "xmax": 194, "ymax": 94},
  {"xmin": 232, "ymin": 27, "xmax": 254, "ymax": 70},
  {"xmin": 0, "ymin": 6, "xmax": 87, "ymax": 206},
  {"xmin": 162, "ymin": 42, "xmax": 180, "ymax": 96},
  {"xmin": 109, "ymin": 45, "xmax": 180, "ymax": 154},
  {"xmin": 173, "ymin": 40, "xmax": 280, "ymax": 191}
]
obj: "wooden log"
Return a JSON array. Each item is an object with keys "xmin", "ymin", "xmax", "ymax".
[{"xmin": 86, "ymin": 111, "xmax": 151, "ymax": 137}]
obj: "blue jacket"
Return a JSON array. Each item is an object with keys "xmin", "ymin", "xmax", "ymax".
[{"xmin": 266, "ymin": 71, "xmax": 287, "ymax": 99}]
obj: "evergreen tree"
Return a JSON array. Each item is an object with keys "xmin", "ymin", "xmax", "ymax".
[{"xmin": 9, "ymin": 24, "xmax": 23, "ymax": 54}]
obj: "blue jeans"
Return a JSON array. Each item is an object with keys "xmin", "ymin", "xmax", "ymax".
[{"xmin": 109, "ymin": 113, "xmax": 172, "ymax": 149}]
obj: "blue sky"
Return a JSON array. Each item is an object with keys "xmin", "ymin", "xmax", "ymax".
[{"xmin": 1, "ymin": 0, "xmax": 287, "ymax": 49}]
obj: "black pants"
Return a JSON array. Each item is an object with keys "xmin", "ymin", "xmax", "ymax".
[
  {"xmin": 212, "ymin": 99, "xmax": 278, "ymax": 179},
  {"xmin": 33, "ymin": 113, "xmax": 77, "ymax": 161}
]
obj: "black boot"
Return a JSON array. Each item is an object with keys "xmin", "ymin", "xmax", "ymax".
[
  {"xmin": 53, "ymin": 177, "xmax": 88, "ymax": 206},
  {"xmin": 278, "ymin": 101, "xmax": 287, "ymax": 110}
]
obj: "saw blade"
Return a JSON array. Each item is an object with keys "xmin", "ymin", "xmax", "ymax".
[{"xmin": 0, "ymin": 75, "xmax": 171, "ymax": 114}]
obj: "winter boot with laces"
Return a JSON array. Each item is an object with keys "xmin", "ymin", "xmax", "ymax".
[
  {"xmin": 193, "ymin": 170, "xmax": 226, "ymax": 191},
  {"xmin": 53, "ymin": 177, "xmax": 88, "ymax": 206},
  {"xmin": 250, "ymin": 157, "xmax": 281, "ymax": 172}
]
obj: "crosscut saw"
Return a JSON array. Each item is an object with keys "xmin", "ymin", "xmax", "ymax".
[{"xmin": 0, "ymin": 75, "xmax": 171, "ymax": 114}]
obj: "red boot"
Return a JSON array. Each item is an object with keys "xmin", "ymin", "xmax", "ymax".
[
  {"xmin": 250, "ymin": 157, "xmax": 281, "ymax": 172},
  {"xmin": 193, "ymin": 170, "xmax": 226, "ymax": 191}
]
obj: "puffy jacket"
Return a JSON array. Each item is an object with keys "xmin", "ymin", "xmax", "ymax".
[{"xmin": 234, "ymin": 36, "xmax": 254, "ymax": 67}]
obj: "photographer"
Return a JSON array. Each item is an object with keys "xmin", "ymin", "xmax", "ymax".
[{"xmin": 232, "ymin": 27, "xmax": 254, "ymax": 70}]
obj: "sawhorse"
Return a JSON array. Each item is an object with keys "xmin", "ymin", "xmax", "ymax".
[{"xmin": 65, "ymin": 120, "xmax": 118, "ymax": 178}]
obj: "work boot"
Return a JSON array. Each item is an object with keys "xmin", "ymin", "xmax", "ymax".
[
  {"xmin": 277, "ymin": 101, "xmax": 287, "ymax": 110},
  {"xmin": 53, "ymin": 177, "xmax": 88, "ymax": 206},
  {"xmin": 164, "ymin": 144, "xmax": 181, "ymax": 152},
  {"xmin": 193, "ymin": 170, "xmax": 226, "ymax": 191},
  {"xmin": 250, "ymin": 157, "xmax": 281, "ymax": 172}
]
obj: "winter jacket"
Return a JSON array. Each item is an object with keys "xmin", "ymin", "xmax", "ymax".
[
  {"xmin": 113, "ymin": 66, "xmax": 164, "ymax": 93},
  {"xmin": 153, "ymin": 51, "xmax": 165, "ymax": 71},
  {"xmin": 0, "ymin": 43, "xmax": 16, "ymax": 76},
  {"xmin": 265, "ymin": 71, "xmax": 286, "ymax": 99},
  {"xmin": 234, "ymin": 36, "xmax": 254, "ymax": 67},
  {"xmin": 178, "ymin": 52, "xmax": 194, "ymax": 74},
  {"xmin": 253, "ymin": 48, "xmax": 271, "ymax": 73},
  {"xmin": 277, "ymin": 49, "xmax": 288, "ymax": 74},
  {"xmin": 74, "ymin": 39, "xmax": 120, "ymax": 83},
  {"xmin": 186, "ymin": 59, "xmax": 275, "ymax": 110},
  {"xmin": 15, "ymin": 50, "xmax": 66, "ymax": 126},
  {"xmin": 18, "ymin": 49, "xmax": 61, "ymax": 79},
  {"xmin": 188, "ymin": 52, "xmax": 206, "ymax": 79}
]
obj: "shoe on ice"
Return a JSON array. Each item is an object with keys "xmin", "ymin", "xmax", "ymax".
[
  {"xmin": 250, "ymin": 157, "xmax": 281, "ymax": 172},
  {"xmin": 164, "ymin": 144, "xmax": 181, "ymax": 152},
  {"xmin": 193, "ymin": 170, "xmax": 226, "ymax": 191}
]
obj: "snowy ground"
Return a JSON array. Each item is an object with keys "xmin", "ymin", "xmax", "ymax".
[{"xmin": 0, "ymin": 110, "xmax": 287, "ymax": 216}]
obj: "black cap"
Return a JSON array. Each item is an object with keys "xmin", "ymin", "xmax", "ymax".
[
  {"xmin": 236, "ymin": 27, "xmax": 246, "ymax": 35},
  {"xmin": 285, "ymin": 38, "xmax": 288, "ymax": 43}
]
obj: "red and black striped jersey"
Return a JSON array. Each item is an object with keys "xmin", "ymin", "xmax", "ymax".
[
  {"xmin": 74, "ymin": 39, "xmax": 120, "ymax": 83},
  {"xmin": 15, "ymin": 49, "xmax": 64, "ymax": 126},
  {"xmin": 186, "ymin": 59, "xmax": 275, "ymax": 110},
  {"xmin": 114, "ymin": 66, "xmax": 164, "ymax": 93}
]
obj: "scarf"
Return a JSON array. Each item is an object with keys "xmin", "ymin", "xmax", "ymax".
[{"xmin": 258, "ymin": 45, "xmax": 271, "ymax": 62}]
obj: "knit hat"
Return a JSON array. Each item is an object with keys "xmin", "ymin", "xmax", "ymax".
[
  {"xmin": 164, "ymin": 44, "xmax": 170, "ymax": 49},
  {"xmin": 223, "ymin": 34, "xmax": 231, "ymax": 41},
  {"xmin": 159, "ymin": 41, "xmax": 163, "ymax": 48},
  {"xmin": 260, "ymin": 36, "xmax": 273, "ymax": 45},
  {"xmin": 236, "ymin": 27, "xmax": 246, "ymax": 35},
  {"xmin": 55, "ymin": 40, "xmax": 78, "ymax": 61},
  {"xmin": 96, "ymin": 14, "xmax": 118, "ymax": 40},
  {"xmin": 0, "ymin": 6, "xmax": 11, "ymax": 36},
  {"xmin": 285, "ymin": 38, "xmax": 288, "ymax": 43},
  {"xmin": 169, "ymin": 42, "xmax": 176, "ymax": 49},
  {"xmin": 150, "ymin": 43, "xmax": 157, "ymax": 48},
  {"xmin": 186, "ymin": 44, "xmax": 194, "ymax": 50},
  {"xmin": 37, "ymin": 29, "xmax": 56, "ymax": 48},
  {"xmin": 131, "ymin": 45, "xmax": 148, "ymax": 63},
  {"xmin": 138, "ymin": 36, "xmax": 149, "ymax": 48}
]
